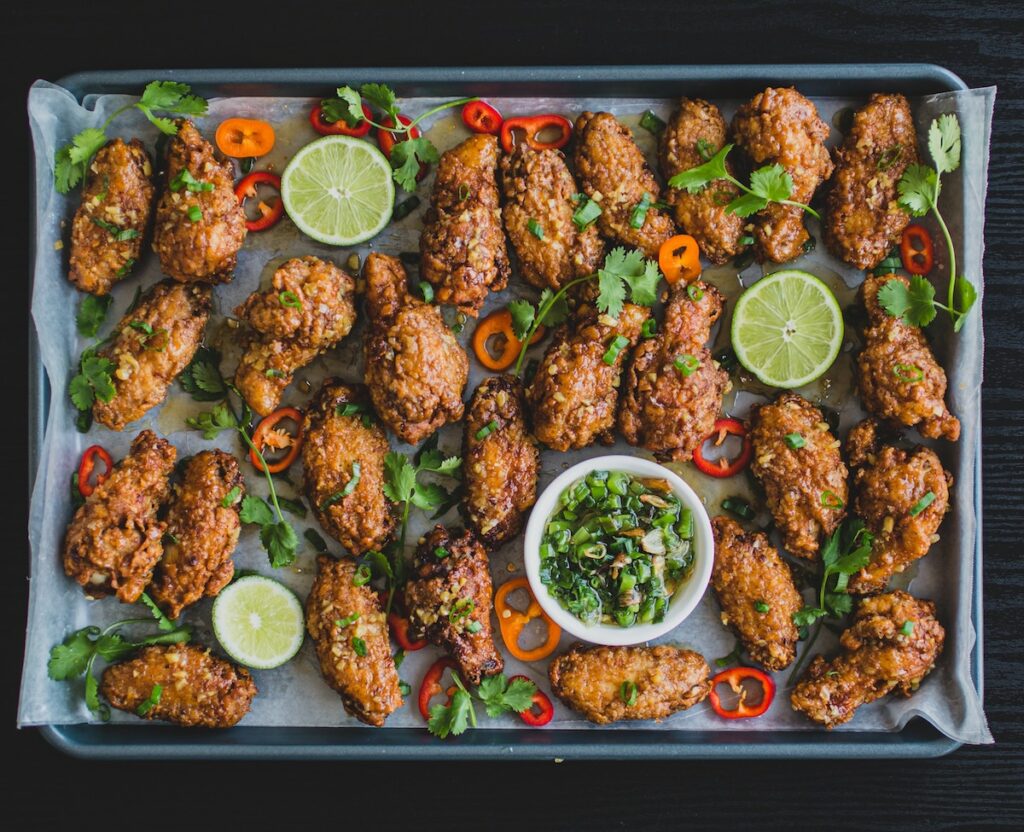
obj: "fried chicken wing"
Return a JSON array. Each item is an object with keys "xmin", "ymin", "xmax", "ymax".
[
  {"xmin": 148, "ymin": 450, "xmax": 244, "ymax": 619},
  {"xmin": 63, "ymin": 430, "xmax": 176, "ymax": 603},
  {"xmin": 234, "ymin": 256, "xmax": 357, "ymax": 417},
  {"xmin": 732, "ymin": 88, "xmax": 834, "ymax": 263},
  {"xmin": 420, "ymin": 134, "xmax": 509, "ymax": 315},
  {"xmin": 748, "ymin": 393, "xmax": 848, "ymax": 560},
  {"xmin": 306, "ymin": 555, "xmax": 403, "ymax": 727},
  {"xmin": 549, "ymin": 644, "xmax": 711, "ymax": 725},
  {"xmin": 101, "ymin": 644, "xmax": 256, "ymax": 728},
  {"xmin": 405, "ymin": 526, "xmax": 503, "ymax": 685},
  {"xmin": 363, "ymin": 253, "xmax": 468, "ymax": 445},
  {"xmin": 573, "ymin": 112, "xmax": 676, "ymax": 258},
  {"xmin": 68, "ymin": 138, "xmax": 154, "ymax": 295},
  {"xmin": 93, "ymin": 280, "xmax": 210, "ymax": 431},
  {"xmin": 857, "ymin": 273, "xmax": 960, "ymax": 441},
  {"xmin": 619, "ymin": 281, "xmax": 729, "ymax": 460},
  {"xmin": 791, "ymin": 591, "xmax": 945, "ymax": 728}
]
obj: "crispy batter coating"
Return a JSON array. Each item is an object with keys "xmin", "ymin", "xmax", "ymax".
[
  {"xmin": 825, "ymin": 94, "xmax": 919, "ymax": 270},
  {"xmin": 732, "ymin": 88, "xmax": 834, "ymax": 263},
  {"xmin": 462, "ymin": 376, "xmax": 539, "ymax": 547},
  {"xmin": 420, "ymin": 134, "xmax": 509, "ymax": 316},
  {"xmin": 791, "ymin": 591, "xmax": 945, "ymax": 728},
  {"xmin": 619, "ymin": 281, "xmax": 729, "ymax": 460},
  {"xmin": 526, "ymin": 303, "xmax": 649, "ymax": 452},
  {"xmin": 363, "ymin": 253, "xmax": 468, "ymax": 445},
  {"xmin": 405, "ymin": 526, "xmax": 503, "ymax": 686},
  {"xmin": 148, "ymin": 450, "xmax": 244, "ymax": 619},
  {"xmin": 749, "ymin": 393, "xmax": 848, "ymax": 560},
  {"xmin": 63, "ymin": 430, "xmax": 176, "ymax": 603},
  {"xmin": 857, "ymin": 273, "xmax": 960, "ymax": 441},
  {"xmin": 711, "ymin": 516, "xmax": 802, "ymax": 671},
  {"xmin": 101, "ymin": 644, "xmax": 256, "ymax": 728},
  {"xmin": 659, "ymin": 99, "xmax": 747, "ymax": 264},
  {"xmin": 234, "ymin": 256, "xmax": 357, "ymax": 417},
  {"xmin": 549, "ymin": 644, "xmax": 711, "ymax": 725},
  {"xmin": 306, "ymin": 555, "xmax": 403, "ymax": 727},
  {"xmin": 93, "ymin": 280, "xmax": 211, "ymax": 431},
  {"xmin": 499, "ymin": 144, "xmax": 605, "ymax": 290},
  {"xmin": 572, "ymin": 112, "xmax": 676, "ymax": 259},
  {"xmin": 303, "ymin": 379, "xmax": 396, "ymax": 556},
  {"xmin": 68, "ymin": 138, "xmax": 154, "ymax": 295}
]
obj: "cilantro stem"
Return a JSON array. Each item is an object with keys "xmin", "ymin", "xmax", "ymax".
[
  {"xmin": 512, "ymin": 274, "xmax": 593, "ymax": 377},
  {"xmin": 930, "ymin": 192, "xmax": 960, "ymax": 321},
  {"xmin": 101, "ymin": 102, "xmax": 137, "ymax": 131},
  {"xmin": 237, "ymin": 428, "xmax": 285, "ymax": 525},
  {"xmin": 363, "ymin": 97, "xmax": 480, "ymax": 138},
  {"xmin": 722, "ymin": 172, "xmax": 822, "ymax": 221}
]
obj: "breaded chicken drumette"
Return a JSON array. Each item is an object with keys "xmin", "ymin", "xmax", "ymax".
[
  {"xmin": 152, "ymin": 120, "xmax": 246, "ymax": 283},
  {"xmin": 748, "ymin": 393, "xmax": 848, "ymax": 560},
  {"xmin": 148, "ymin": 450, "xmax": 245, "ymax": 619},
  {"xmin": 405, "ymin": 526, "xmax": 503, "ymax": 686},
  {"xmin": 234, "ymin": 256, "xmax": 357, "ymax": 417},
  {"xmin": 101, "ymin": 644, "xmax": 257, "ymax": 728},
  {"xmin": 732, "ymin": 88, "xmax": 834, "ymax": 263},
  {"xmin": 420, "ymin": 134, "xmax": 509, "ymax": 316},
  {"xmin": 303, "ymin": 380, "xmax": 396, "ymax": 556},
  {"xmin": 363, "ymin": 253, "xmax": 468, "ymax": 445},
  {"xmin": 549, "ymin": 644, "xmax": 711, "ymax": 725},
  {"xmin": 791, "ymin": 591, "xmax": 945, "ymax": 728},
  {"xmin": 306, "ymin": 556, "xmax": 403, "ymax": 727},
  {"xmin": 573, "ymin": 112, "xmax": 676, "ymax": 259},
  {"xmin": 826, "ymin": 94, "xmax": 919, "ymax": 270},
  {"xmin": 93, "ymin": 280, "xmax": 211, "ymax": 431},
  {"xmin": 619, "ymin": 281, "xmax": 729, "ymax": 461},
  {"xmin": 63, "ymin": 430, "xmax": 176, "ymax": 603},
  {"xmin": 68, "ymin": 138, "xmax": 154, "ymax": 295},
  {"xmin": 857, "ymin": 273, "xmax": 960, "ymax": 441}
]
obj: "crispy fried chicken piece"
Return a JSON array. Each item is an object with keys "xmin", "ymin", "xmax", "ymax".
[
  {"xmin": 68, "ymin": 138, "xmax": 154, "ymax": 295},
  {"xmin": 748, "ymin": 393, "xmax": 848, "ymax": 560},
  {"xmin": 732, "ymin": 88, "xmax": 834, "ymax": 263},
  {"xmin": 405, "ymin": 526, "xmax": 503, "ymax": 685},
  {"xmin": 363, "ymin": 253, "xmax": 468, "ymax": 445},
  {"xmin": 152, "ymin": 120, "xmax": 246, "ymax": 283},
  {"xmin": 101, "ymin": 644, "xmax": 256, "ymax": 728},
  {"xmin": 857, "ymin": 273, "xmax": 960, "ymax": 441},
  {"xmin": 549, "ymin": 644, "xmax": 711, "ymax": 725},
  {"xmin": 573, "ymin": 111, "xmax": 676, "ymax": 258},
  {"xmin": 234, "ymin": 256, "xmax": 357, "ymax": 417},
  {"xmin": 148, "ymin": 450, "xmax": 244, "ymax": 619},
  {"xmin": 63, "ymin": 430, "xmax": 176, "ymax": 603},
  {"xmin": 303, "ymin": 380, "xmax": 396, "ymax": 556},
  {"xmin": 93, "ymin": 280, "xmax": 210, "ymax": 431},
  {"xmin": 420, "ymin": 134, "xmax": 509, "ymax": 316},
  {"xmin": 791, "ymin": 591, "xmax": 945, "ymax": 728},
  {"xmin": 462, "ymin": 375, "xmax": 538, "ymax": 547},
  {"xmin": 619, "ymin": 281, "xmax": 729, "ymax": 460},
  {"xmin": 659, "ymin": 99, "xmax": 747, "ymax": 264},
  {"xmin": 306, "ymin": 555, "xmax": 403, "ymax": 727},
  {"xmin": 711, "ymin": 516, "xmax": 802, "ymax": 671},
  {"xmin": 825, "ymin": 94, "xmax": 919, "ymax": 270},
  {"xmin": 499, "ymin": 144, "xmax": 605, "ymax": 290}
]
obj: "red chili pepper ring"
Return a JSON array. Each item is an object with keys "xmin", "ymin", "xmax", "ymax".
[
  {"xmin": 235, "ymin": 171, "xmax": 284, "ymax": 232},
  {"xmin": 462, "ymin": 100, "xmax": 503, "ymax": 135},
  {"xmin": 499, "ymin": 114, "xmax": 573, "ymax": 154},
  {"xmin": 418, "ymin": 657, "xmax": 460, "ymax": 720},
  {"xmin": 899, "ymin": 225, "xmax": 935, "ymax": 276},
  {"xmin": 77, "ymin": 445, "xmax": 113, "ymax": 498},
  {"xmin": 708, "ymin": 667, "xmax": 775, "ymax": 720},
  {"xmin": 310, "ymin": 102, "xmax": 372, "ymax": 137},
  {"xmin": 509, "ymin": 674, "xmax": 554, "ymax": 727},
  {"xmin": 692, "ymin": 418, "xmax": 752, "ymax": 478}
]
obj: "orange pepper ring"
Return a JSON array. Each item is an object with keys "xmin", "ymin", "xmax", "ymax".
[
  {"xmin": 471, "ymin": 309, "xmax": 545, "ymax": 372},
  {"xmin": 494, "ymin": 577, "xmax": 561, "ymax": 662},
  {"xmin": 658, "ymin": 234, "xmax": 702, "ymax": 284}
]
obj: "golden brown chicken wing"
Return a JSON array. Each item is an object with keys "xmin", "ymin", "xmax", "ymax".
[
  {"xmin": 549, "ymin": 644, "xmax": 711, "ymax": 725},
  {"xmin": 306, "ymin": 555, "xmax": 403, "ymax": 727},
  {"xmin": 363, "ymin": 253, "xmax": 468, "ymax": 445},
  {"xmin": 405, "ymin": 526, "xmax": 503, "ymax": 686},
  {"xmin": 790, "ymin": 591, "xmax": 945, "ymax": 728},
  {"xmin": 63, "ymin": 430, "xmax": 176, "ymax": 603},
  {"xmin": 68, "ymin": 138, "xmax": 154, "ymax": 295}
]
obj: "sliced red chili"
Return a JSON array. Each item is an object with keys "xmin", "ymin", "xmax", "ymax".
[
  {"xmin": 499, "ymin": 114, "xmax": 572, "ymax": 154},
  {"xmin": 234, "ymin": 171, "xmax": 283, "ymax": 232},
  {"xmin": 418, "ymin": 657, "xmax": 460, "ymax": 720},
  {"xmin": 509, "ymin": 675, "xmax": 554, "ymax": 726},
  {"xmin": 899, "ymin": 225, "xmax": 935, "ymax": 275},
  {"xmin": 462, "ymin": 100, "xmax": 503, "ymax": 135},
  {"xmin": 310, "ymin": 102, "xmax": 372, "ymax": 137},
  {"xmin": 249, "ymin": 407, "xmax": 304, "ymax": 474},
  {"xmin": 708, "ymin": 667, "xmax": 775, "ymax": 719},
  {"xmin": 77, "ymin": 445, "xmax": 113, "ymax": 498},
  {"xmin": 692, "ymin": 418, "xmax": 752, "ymax": 478}
]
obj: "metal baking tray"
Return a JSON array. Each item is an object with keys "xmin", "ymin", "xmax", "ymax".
[{"xmin": 30, "ymin": 64, "xmax": 983, "ymax": 759}]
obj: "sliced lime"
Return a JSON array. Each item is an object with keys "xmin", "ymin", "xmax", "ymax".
[
  {"xmin": 211, "ymin": 575, "xmax": 304, "ymax": 669},
  {"xmin": 731, "ymin": 269, "xmax": 844, "ymax": 388}
]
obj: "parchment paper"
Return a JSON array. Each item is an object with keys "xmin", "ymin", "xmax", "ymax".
[{"xmin": 20, "ymin": 80, "xmax": 993, "ymax": 743}]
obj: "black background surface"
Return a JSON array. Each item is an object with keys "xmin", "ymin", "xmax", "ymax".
[{"xmin": 4, "ymin": 1, "xmax": 1022, "ymax": 829}]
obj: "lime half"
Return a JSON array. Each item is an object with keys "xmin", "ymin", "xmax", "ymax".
[
  {"xmin": 731, "ymin": 269, "xmax": 844, "ymax": 388},
  {"xmin": 212, "ymin": 575, "xmax": 304, "ymax": 669},
  {"xmin": 281, "ymin": 135, "xmax": 395, "ymax": 246}
]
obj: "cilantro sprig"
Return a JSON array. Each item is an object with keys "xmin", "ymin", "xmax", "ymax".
[
  {"xmin": 69, "ymin": 343, "xmax": 115, "ymax": 432},
  {"xmin": 427, "ymin": 671, "xmax": 538, "ymax": 739},
  {"xmin": 179, "ymin": 346, "xmax": 228, "ymax": 402},
  {"xmin": 75, "ymin": 295, "xmax": 112, "ymax": 339}
]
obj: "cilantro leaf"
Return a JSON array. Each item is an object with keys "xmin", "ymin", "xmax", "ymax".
[
  {"xmin": 476, "ymin": 674, "xmax": 537, "ymax": 718},
  {"xmin": 953, "ymin": 277, "xmax": 978, "ymax": 332},
  {"xmin": 240, "ymin": 495, "xmax": 275, "ymax": 527},
  {"xmin": 428, "ymin": 688, "xmax": 474, "ymax": 739},
  {"xmin": 262, "ymin": 521, "xmax": 298, "ymax": 568},
  {"xmin": 877, "ymin": 275, "xmax": 937, "ymax": 327},
  {"xmin": 333, "ymin": 86, "xmax": 367, "ymax": 124},
  {"xmin": 928, "ymin": 113, "xmax": 961, "ymax": 175},
  {"xmin": 417, "ymin": 449, "xmax": 462, "ymax": 477},
  {"xmin": 47, "ymin": 628, "xmax": 98, "ymax": 680},
  {"xmin": 138, "ymin": 592, "xmax": 175, "ymax": 632},
  {"xmin": 360, "ymin": 83, "xmax": 398, "ymax": 116},
  {"xmin": 411, "ymin": 481, "xmax": 451, "ymax": 511},
  {"xmin": 54, "ymin": 128, "xmax": 108, "ymax": 194},
  {"xmin": 668, "ymin": 143, "xmax": 731, "ymax": 193},
  {"xmin": 748, "ymin": 164, "xmax": 794, "ymax": 203},
  {"xmin": 180, "ymin": 346, "xmax": 226, "ymax": 401},
  {"xmin": 595, "ymin": 247, "xmax": 662, "ymax": 317},
  {"xmin": 597, "ymin": 268, "xmax": 626, "ymax": 318},
  {"xmin": 69, "ymin": 373, "xmax": 96, "ymax": 411},
  {"xmin": 508, "ymin": 299, "xmax": 536, "ymax": 341},
  {"xmin": 624, "ymin": 259, "xmax": 662, "ymax": 307},
  {"xmin": 137, "ymin": 81, "xmax": 207, "ymax": 115},
  {"xmin": 76, "ymin": 295, "xmax": 112, "ymax": 338},
  {"xmin": 536, "ymin": 288, "xmax": 570, "ymax": 329},
  {"xmin": 186, "ymin": 401, "xmax": 238, "ymax": 439},
  {"xmin": 391, "ymin": 137, "xmax": 440, "ymax": 192},
  {"xmin": 724, "ymin": 192, "xmax": 768, "ymax": 218},
  {"xmin": 897, "ymin": 164, "xmax": 938, "ymax": 217},
  {"xmin": 383, "ymin": 452, "xmax": 417, "ymax": 504},
  {"xmin": 792, "ymin": 606, "xmax": 826, "ymax": 630}
]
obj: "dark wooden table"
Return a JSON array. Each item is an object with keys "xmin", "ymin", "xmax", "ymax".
[{"xmin": 5, "ymin": 1, "xmax": 1021, "ymax": 828}]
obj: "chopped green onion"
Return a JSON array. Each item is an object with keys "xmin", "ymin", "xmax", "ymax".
[
  {"xmin": 136, "ymin": 684, "xmax": 163, "ymax": 716},
  {"xmin": 572, "ymin": 195, "xmax": 602, "ymax": 230},
  {"xmin": 449, "ymin": 598, "xmax": 475, "ymax": 624},
  {"xmin": 603, "ymin": 335, "xmax": 630, "ymax": 365},
  {"xmin": 894, "ymin": 363, "xmax": 924, "ymax": 383},
  {"xmin": 722, "ymin": 497, "xmax": 754, "ymax": 520},
  {"xmin": 129, "ymin": 320, "xmax": 154, "ymax": 335},
  {"xmin": 527, "ymin": 218, "xmax": 544, "ymax": 240},
  {"xmin": 674, "ymin": 354, "xmax": 700, "ymax": 377},
  {"xmin": 475, "ymin": 420, "xmax": 499, "ymax": 440},
  {"xmin": 738, "ymin": 234, "xmax": 755, "ymax": 246},
  {"xmin": 629, "ymin": 192, "xmax": 652, "ymax": 229},
  {"xmin": 641, "ymin": 319, "xmax": 657, "ymax": 339},
  {"xmin": 784, "ymin": 433, "xmax": 805, "ymax": 450},
  {"xmin": 170, "ymin": 168, "xmax": 214, "ymax": 193},
  {"xmin": 318, "ymin": 462, "xmax": 361, "ymax": 511},
  {"xmin": 392, "ymin": 196, "xmax": 420, "ymax": 221},
  {"xmin": 754, "ymin": 600, "xmax": 770, "ymax": 614},
  {"xmin": 351, "ymin": 637, "xmax": 367, "ymax": 657},
  {"xmin": 909, "ymin": 491, "xmax": 936, "ymax": 516},
  {"xmin": 335, "ymin": 612, "xmax": 360, "ymax": 628},
  {"xmin": 620, "ymin": 680, "xmax": 638, "ymax": 706},
  {"xmin": 221, "ymin": 486, "xmax": 242, "ymax": 508},
  {"xmin": 305, "ymin": 528, "xmax": 329, "ymax": 553},
  {"xmin": 696, "ymin": 138, "xmax": 716, "ymax": 162},
  {"xmin": 264, "ymin": 368, "xmax": 286, "ymax": 378},
  {"xmin": 279, "ymin": 290, "xmax": 301, "ymax": 309},
  {"xmin": 686, "ymin": 283, "xmax": 704, "ymax": 302},
  {"xmin": 639, "ymin": 110, "xmax": 666, "ymax": 135},
  {"xmin": 187, "ymin": 205, "xmax": 202, "ymax": 223},
  {"xmin": 874, "ymin": 252, "xmax": 904, "ymax": 276},
  {"xmin": 466, "ymin": 620, "xmax": 483, "ymax": 634},
  {"xmin": 877, "ymin": 144, "xmax": 903, "ymax": 171},
  {"xmin": 434, "ymin": 546, "xmax": 449, "ymax": 559},
  {"xmin": 398, "ymin": 680, "xmax": 412, "ymax": 696},
  {"xmin": 901, "ymin": 620, "xmax": 915, "ymax": 636},
  {"xmin": 417, "ymin": 281, "xmax": 434, "ymax": 303},
  {"xmin": 820, "ymin": 490, "xmax": 844, "ymax": 510},
  {"xmin": 352, "ymin": 563, "xmax": 372, "ymax": 586},
  {"xmin": 458, "ymin": 183, "xmax": 471, "ymax": 201},
  {"xmin": 394, "ymin": 649, "xmax": 406, "ymax": 669},
  {"xmin": 337, "ymin": 402, "xmax": 367, "ymax": 417},
  {"xmin": 241, "ymin": 157, "xmax": 256, "ymax": 174},
  {"xmin": 802, "ymin": 236, "xmax": 816, "ymax": 254}
]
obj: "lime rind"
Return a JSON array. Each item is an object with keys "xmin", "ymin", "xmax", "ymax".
[{"xmin": 211, "ymin": 575, "xmax": 305, "ymax": 670}]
